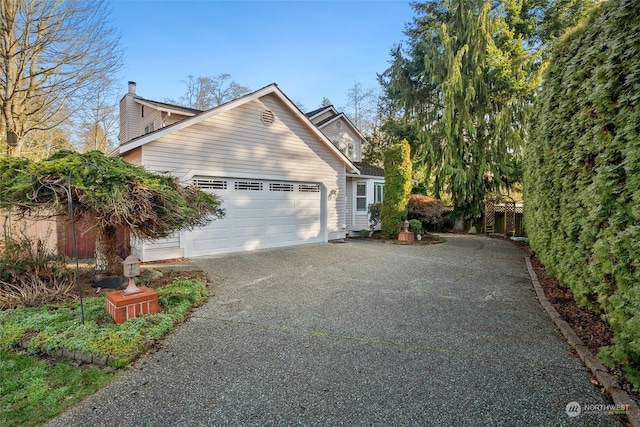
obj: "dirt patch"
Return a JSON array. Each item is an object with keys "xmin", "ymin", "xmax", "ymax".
[
  {"xmin": 519, "ymin": 242, "xmax": 640, "ymax": 410},
  {"xmin": 529, "ymin": 255, "xmax": 614, "ymax": 354}
]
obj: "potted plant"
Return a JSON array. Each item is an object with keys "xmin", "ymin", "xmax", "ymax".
[{"xmin": 408, "ymin": 219, "xmax": 422, "ymax": 240}]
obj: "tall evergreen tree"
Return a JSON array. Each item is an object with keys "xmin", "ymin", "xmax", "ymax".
[{"xmin": 380, "ymin": 0, "xmax": 594, "ymax": 229}]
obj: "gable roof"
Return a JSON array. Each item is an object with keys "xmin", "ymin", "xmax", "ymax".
[
  {"xmin": 307, "ymin": 106, "xmax": 369, "ymax": 146},
  {"xmin": 119, "ymin": 83, "xmax": 359, "ymax": 174},
  {"xmin": 305, "ymin": 105, "xmax": 338, "ymax": 121}
]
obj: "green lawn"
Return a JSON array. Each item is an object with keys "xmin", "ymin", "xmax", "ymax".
[
  {"xmin": 0, "ymin": 276, "xmax": 209, "ymax": 427},
  {"xmin": 0, "ymin": 350, "xmax": 114, "ymax": 427}
]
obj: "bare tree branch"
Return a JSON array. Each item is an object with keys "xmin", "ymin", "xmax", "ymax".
[
  {"xmin": 177, "ymin": 74, "xmax": 250, "ymax": 110},
  {"xmin": 0, "ymin": 0, "xmax": 123, "ymax": 157}
]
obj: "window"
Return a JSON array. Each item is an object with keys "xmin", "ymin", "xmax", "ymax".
[
  {"xmin": 269, "ymin": 183, "xmax": 294, "ymax": 192},
  {"xmin": 193, "ymin": 179, "xmax": 227, "ymax": 190},
  {"xmin": 332, "ymin": 137, "xmax": 355, "ymax": 160},
  {"xmin": 374, "ymin": 182, "xmax": 384, "ymax": 203},
  {"xmin": 346, "ymin": 142, "xmax": 355, "ymax": 159},
  {"xmin": 299, "ymin": 184, "xmax": 320, "ymax": 193},
  {"xmin": 356, "ymin": 182, "xmax": 367, "ymax": 212},
  {"xmin": 144, "ymin": 122, "xmax": 155, "ymax": 134},
  {"xmin": 235, "ymin": 181, "xmax": 263, "ymax": 191}
]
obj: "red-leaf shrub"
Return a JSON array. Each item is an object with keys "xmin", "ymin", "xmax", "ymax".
[{"xmin": 406, "ymin": 194, "xmax": 444, "ymax": 231}]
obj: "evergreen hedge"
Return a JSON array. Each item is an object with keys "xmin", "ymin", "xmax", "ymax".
[
  {"xmin": 524, "ymin": 0, "xmax": 640, "ymax": 388},
  {"xmin": 381, "ymin": 141, "xmax": 412, "ymax": 237}
]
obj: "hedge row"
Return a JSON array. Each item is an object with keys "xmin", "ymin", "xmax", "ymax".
[{"xmin": 524, "ymin": 0, "xmax": 640, "ymax": 387}]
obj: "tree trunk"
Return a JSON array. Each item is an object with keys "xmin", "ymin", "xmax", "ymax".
[
  {"xmin": 452, "ymin": 216, "xmax": 465, "ymax": 232},
  {"xmin": 95, "ymin": 225, "xmax": 119, "ymax": 277}
]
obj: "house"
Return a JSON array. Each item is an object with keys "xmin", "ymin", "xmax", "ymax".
[
  {"xmin": 305, "ymin": 105, "xmax": 385, "ymax": 234},
  {"xmin": 117, "ymin": 82, "xmax": 384, "ymax": 261}
]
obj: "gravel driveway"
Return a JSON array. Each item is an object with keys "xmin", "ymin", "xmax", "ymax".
[{"xmin": 45, "ymin": 235, "xmax": 621, "ymax": 426}]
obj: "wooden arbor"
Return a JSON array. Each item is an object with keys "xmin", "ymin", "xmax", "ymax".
[{"xmin": 484, "ymin": 195, "xmax": 517, "ymax": 236}]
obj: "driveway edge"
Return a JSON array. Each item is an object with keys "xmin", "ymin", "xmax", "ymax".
[{"xmin": 524, "ymin": 255, "xmax": 640, "ymax": 427}]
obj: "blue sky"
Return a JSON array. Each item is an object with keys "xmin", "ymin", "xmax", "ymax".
[{"xmin": 110, "ymin": 0, "xmax": 415, "ymax": 112}]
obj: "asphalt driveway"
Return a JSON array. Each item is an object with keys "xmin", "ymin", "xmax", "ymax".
[{"xmin": 45, "ymin": 235, "xmax": 621, "ymax": 426}]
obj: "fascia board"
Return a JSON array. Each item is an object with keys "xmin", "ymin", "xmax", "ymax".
[{"xmin": 133, "ymin": 98, "xmax": 196, "ymax": 116}]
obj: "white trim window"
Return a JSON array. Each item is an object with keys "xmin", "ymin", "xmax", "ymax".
[
  {"xmin": 374, "ymin": 182, "xmax": 384, "ymax": 203},
  {"xmin": 356, "ymin": 182, "xmax": 367, "ymax": 212}
]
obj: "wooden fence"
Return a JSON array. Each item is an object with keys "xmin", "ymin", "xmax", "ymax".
[{"xmin": 1, "ymin": 211, "xmax": 130, "ymax": 259}]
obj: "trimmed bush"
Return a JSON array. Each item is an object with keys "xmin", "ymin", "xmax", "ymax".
[
  {"xmin": 524, "ymin": 0, "xmax": 640, "ymax": 389},
  {"xmin": 381, "ymin": 141, "xmax": 412, "ymax": 237}
]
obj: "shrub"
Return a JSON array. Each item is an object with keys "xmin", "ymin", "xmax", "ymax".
[
  {"xmin": 0, "ymin": 231, "xmax": 75, "ymax": 308},
  {"xmin": 367, "ymin": 201, "xmax": 381, "ymax": 232},
  {"xmin": 381, "ymin": 141, "xmax": 412, "ymax": 237},
  {"xmin": 408, "ymin": 219, "xmax": 422, "ymax": 235},
  {"xmin": 524, "ymin": 0, "xmax": 640, "ymax": 389},
  {"xmin": 359, "ymin": 229, "xmax": 370, "ymax": 238},
  {"xmin": 406, "ymin": 194, "xmax": 444, "ymax": 231}
]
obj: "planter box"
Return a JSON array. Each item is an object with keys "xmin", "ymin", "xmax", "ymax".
[{"xmin": 105, "ymin": 286, "xmax": 159, "ymax": 324}]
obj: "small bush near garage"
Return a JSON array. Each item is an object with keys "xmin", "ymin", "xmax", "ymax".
[{"xmin": 524, "ymin": 0, "xmax": 640, "ymax": 389}]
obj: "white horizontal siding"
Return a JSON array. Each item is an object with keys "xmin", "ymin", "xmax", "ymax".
[
  {"xmin": 132, "ymin": 234, "xmax": 182, "ymax": 262},
  {"xmin": 144, "ymin": 95, "xmax": 346, "ymax": 239},
  {"xmin": 135, "ymin": 93, "xmax": 348, "ymax": 257},
  {"xmin": 320, "ymin": 119, "xmax": 363, "ymax": 162},
  {"xmin": 262, "ymin": 94, "xmax": 346, "ymax": 239},
  {"xmin": 345, "ymin": 179, "xmax": 353, "ymax": 230},
  {"xmin": 141, "ymin": 108, "xmax": 161, "ymax": 135}
]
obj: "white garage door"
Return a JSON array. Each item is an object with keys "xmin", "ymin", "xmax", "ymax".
[{"xmin": 183, "ymin": 178, "xmax": 323, "ymax": 257}]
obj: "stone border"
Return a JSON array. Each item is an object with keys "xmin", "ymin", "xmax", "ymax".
[
  {"xmin": 19, "ymin": 337, "xmax": 110, "ymax": 366},
  {"xmin": 525, "ymin": 256, "xmax": 640, "ymax": 427}
]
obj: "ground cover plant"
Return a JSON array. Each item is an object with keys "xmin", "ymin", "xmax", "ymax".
[
  {"xmin": 0, "ymin": 263, "xmax": 209, "ymax": 426},
  {"xmin": 524, "ymin": 0, "xmax": 640, "ymax": 389}
]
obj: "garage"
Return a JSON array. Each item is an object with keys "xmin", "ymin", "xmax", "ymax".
[{"xmin": 182, "ymin": 177, "xmax": 323, "ymax": 257}]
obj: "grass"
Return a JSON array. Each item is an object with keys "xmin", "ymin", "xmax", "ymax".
[
  {"xmin": 0, "ymin": 350, "xmax": 113, "ymax": 427},
  {"xmin": 0, "ymin": 275, "xmax": 209, "ymax": 427}
]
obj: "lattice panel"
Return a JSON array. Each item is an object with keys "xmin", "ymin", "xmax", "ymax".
[
  {"xmin": 505, "ymin": 201, "xmax": 516, "ymax": 236},
  {"xmin": 484, "ymin": 200, "xmax": 495, "ymax": 234}
]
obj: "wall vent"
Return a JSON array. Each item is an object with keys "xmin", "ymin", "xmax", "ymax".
[{"xmin": 261, "ymin": 109, "xmax": 275, "ymax": 126}]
